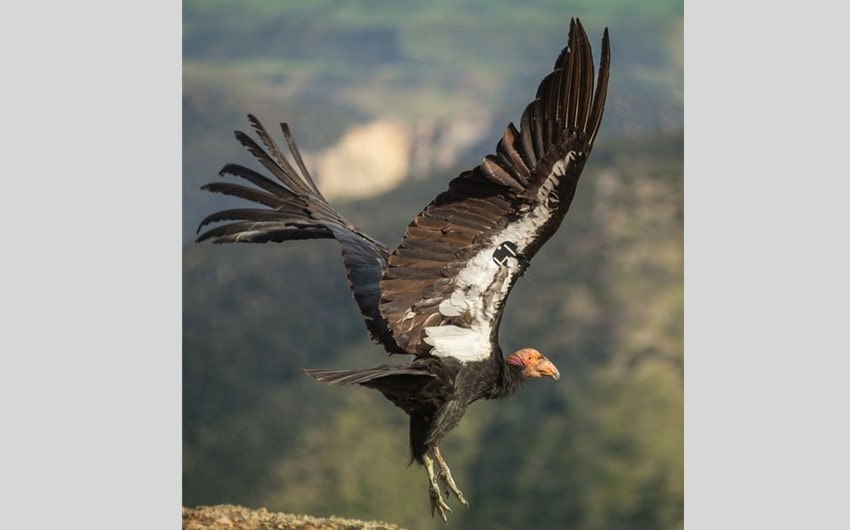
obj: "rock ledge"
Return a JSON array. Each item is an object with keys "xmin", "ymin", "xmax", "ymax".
[{"xmin": 183, "ymin": 504, "xmax": 408, "ymax": 530}]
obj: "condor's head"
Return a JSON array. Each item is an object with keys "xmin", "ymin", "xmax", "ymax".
[{"xmin": 507, "ymin": 348, "xmax": 561, "ymax": 381}]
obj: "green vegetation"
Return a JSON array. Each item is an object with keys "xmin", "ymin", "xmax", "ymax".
[
  {"xmin": 183, "ymin": 2, "xmax": 682, "ymax": 529},
  {"xmin": 182, "ymin": 134, "xmax": 683, "ymax": 529}
]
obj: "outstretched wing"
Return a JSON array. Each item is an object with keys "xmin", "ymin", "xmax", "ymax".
[
  {"xmin": 378, "ymin": 19, "xmax": 610, "ymax": 361},
  {"xmin": 196, "ymin": 115, "xmax": 402, "ymax": 352}
]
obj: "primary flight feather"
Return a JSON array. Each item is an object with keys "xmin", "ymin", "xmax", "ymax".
[{"xmin": 197, "ymin": 17, "xmax": 610, "ymax": 522}]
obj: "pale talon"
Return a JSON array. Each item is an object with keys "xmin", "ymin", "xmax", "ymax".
[
  {"xmin": 424, "ymin": 453, "xmax": 453, "ymax": 522},
  {"xmin": 434, "ymin": 447, "xmax": 469, "ymax": 507},
  {"xmin": 430, "ymin": 491, "xmax": 452, "ymax": 523}
]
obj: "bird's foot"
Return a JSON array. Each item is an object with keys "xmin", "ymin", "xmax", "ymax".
[
  {"xmin": 423, "ymin": 453, "xmax": 452, "ymax": 522},
  {"xmin": 433, "ymin": 447, "xmax": 469, "ymax": 507},
  {"xmin": 429, "ymin": 478, "xmax": 453, "ymax": 522}
]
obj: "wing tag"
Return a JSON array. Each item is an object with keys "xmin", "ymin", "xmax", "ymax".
[{"xmin": 492, "ymin": 241, "xmax": 530, "ymax": 275}]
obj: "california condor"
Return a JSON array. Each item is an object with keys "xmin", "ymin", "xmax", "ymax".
[{"xmin": 196, "ymin": 18, "xmax": 610, "ymax": 521}]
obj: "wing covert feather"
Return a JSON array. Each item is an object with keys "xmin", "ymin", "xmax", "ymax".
[{"xmin": 379, "ymin": 19, "xmax": 610, "ymax": 359}]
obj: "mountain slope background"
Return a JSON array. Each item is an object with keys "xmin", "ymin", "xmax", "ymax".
[{"xmin": 183, "ymin": 2, "xmax": 683, "ymax": 529}]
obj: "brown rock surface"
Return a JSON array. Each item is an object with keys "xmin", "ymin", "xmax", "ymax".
[{"xmin": 182, "ymin": 505, "xmax": 408, "ymax": 530}]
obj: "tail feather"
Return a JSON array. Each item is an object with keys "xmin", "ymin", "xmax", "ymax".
[
  {"xmin": 303, "ymin": 366, "xmax": 436, "ymax": 418},
  {"xmin": 302, "ymin": 366, "xmax": 435, "ymax": 386}
]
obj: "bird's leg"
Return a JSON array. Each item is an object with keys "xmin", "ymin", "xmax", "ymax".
[
  {"xmin": 433, "ymin": 446, "xmax": 469, "ymax": 507},
  {"xmin": 423, "ymin": 452, "xmax": 451, "ymax": 522}
]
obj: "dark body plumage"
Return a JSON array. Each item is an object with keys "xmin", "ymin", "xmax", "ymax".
[
  {"xmin": 304, "ymin": 350, "xmax": 525, "ymax": 464},
  {"xmin": 196, "ymin": 18, "xmax": 610, "ymax": 521}
]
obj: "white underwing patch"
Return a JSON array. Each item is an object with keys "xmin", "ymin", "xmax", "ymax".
[
  {"xmin": 438, "ymin": 290, "xmax": 470, "ymax": 317},
  {"xmin": 425, "ymin": 151, "xmax": 577, "ymax": 363},
  {"xmin": 423, "ymin": 324, "xmax": 490, "ymax": 359}
]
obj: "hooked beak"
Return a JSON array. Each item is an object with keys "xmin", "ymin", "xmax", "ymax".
[{"xmin": 534, "ymin": 357, "xmax": 561, "ymax": 381}]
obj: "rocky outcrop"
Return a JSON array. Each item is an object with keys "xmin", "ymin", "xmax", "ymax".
[
  {"xmin": 309, "ymin": 116, "xmax": 492, "ymax": 201},
  {"xmin": 311, "ymin": 120, "xmax": 411, "ymax": 201},
  {"xmin": 182, "ymin": 505, "xmax": 407, "ymax": 530}
]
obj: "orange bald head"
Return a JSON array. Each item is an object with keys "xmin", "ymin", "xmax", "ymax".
[{"xmin": 506, "ymin": 348, "xmax": 561, "ymax": 381}]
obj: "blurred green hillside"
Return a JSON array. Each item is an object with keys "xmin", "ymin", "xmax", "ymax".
[
  {"xmin": 183, "ymin": 0, "xmax": 682, "ymax": 240},
  {"xmin": 183, "ymin": 2, "xmax": 683, "ymax": 529}
]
